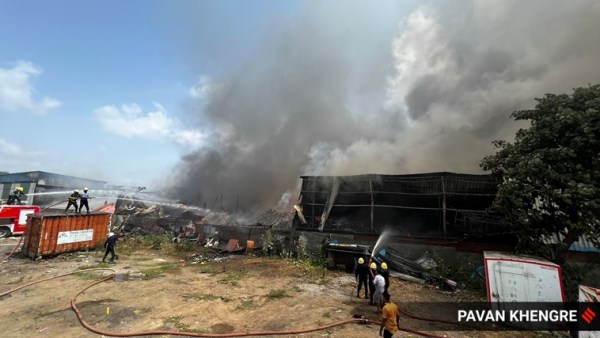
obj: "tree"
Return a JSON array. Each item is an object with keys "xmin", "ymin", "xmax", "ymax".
[{"xmin": 481, "ymin": 85, "xmax": 600, "ymax": 263}]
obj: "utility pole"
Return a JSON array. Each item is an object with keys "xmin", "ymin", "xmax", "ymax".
[{"xmin": 441, "ymin": 176, "xmax": 447, "ymax": 237}]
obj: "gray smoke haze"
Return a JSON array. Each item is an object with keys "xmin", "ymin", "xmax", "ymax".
[{"xmin": 168, "ymin": 0, "xmax": 600, "ymax": 213}]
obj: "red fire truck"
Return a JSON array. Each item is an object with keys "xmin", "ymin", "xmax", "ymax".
[{"xmin": 0, "ymin": 205, "xmax": 41, "ymax": 238}]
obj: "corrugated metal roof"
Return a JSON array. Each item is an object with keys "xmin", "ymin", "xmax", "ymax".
[
  {"xmin": 0, "ymin": 171, "xmax": 106, "ymax": 186},
  {"xmin": 255, "ymin": 209, "xmax": 291, "ymax": 228},
  {"xmin": 300, "ymin": 172, "xmax": 497, "ymax": 194},
  {"xmin": 544, "ymin": 233, "xmax": 600, "ymax": 253}
]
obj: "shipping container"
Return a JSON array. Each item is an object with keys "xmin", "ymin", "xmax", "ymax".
[{"xmin": 22, "ymin": 212, "xmax": 111, "ymax": 258}]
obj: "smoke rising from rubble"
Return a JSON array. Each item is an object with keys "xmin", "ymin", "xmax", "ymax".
[{"xmin": 169, "ymin": 0, "xmax": 600, "ymax": 213}]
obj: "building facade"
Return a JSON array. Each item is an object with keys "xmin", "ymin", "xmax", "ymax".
[{"xmin": 0, "ymin": 171, "xmax": 106, "ymax": 207}]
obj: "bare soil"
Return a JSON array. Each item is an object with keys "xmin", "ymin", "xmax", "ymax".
[{"xmin": 0, "ymin": 237, "xmax": 565, "ymax": 338}]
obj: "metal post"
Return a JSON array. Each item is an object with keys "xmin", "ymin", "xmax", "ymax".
[
  {"xmin": 369, "ymin": 179, "xmax": 374, "ymax": 232},
  {"xmin": 441, "ymin": 176, "xmax": 447, "ymax": 237},
  {"xmin": 312, "ymin": 179, "xmax": 315, "ymax": 228}
]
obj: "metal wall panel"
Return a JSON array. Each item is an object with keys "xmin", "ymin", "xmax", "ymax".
[{"xmin": 22, "ymin": 212, "xmax": 110, "ymax": 258}]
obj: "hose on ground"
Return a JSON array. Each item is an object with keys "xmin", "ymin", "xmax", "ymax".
[
  {"xmin": 1, "ymin": 268, "xmax": 446, "ymax": 338},
  {"xmin": 399, "ymin": 305, "xmax": 480, "ymax": 330},
  {"xmin": 1, "ymin": 235, "xmax": 23, "ymax": 264}
]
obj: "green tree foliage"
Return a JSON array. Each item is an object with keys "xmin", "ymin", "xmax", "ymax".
[
  {"xmin": 261, "ymin": 229, "xmax": 275, "ymax": 256},
  {"xmin": 481, "ymin": 85, "xmax": 600, "ymax": 262}
]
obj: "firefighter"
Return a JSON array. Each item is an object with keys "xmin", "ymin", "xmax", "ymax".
[
  {"xmin": 380, "ymin": 262, "xmax": 390, "ymax": 292},
  {"xmin": 102, "ymin": 232, "xmax": 123, "ymax": 263},
  {"xmin": 79, "ymin": 187, "xmax": 91, "ymax": 214},
  {"xmin": 355, "ymin": 257, "xmax": 369, "ymax": 299},
  {"xmin": 368, "ymin": 262, "xmax": 377, "ymax": 305},
  {"xmin": 7, "ymin": 187, "xmax": 25, "ymax": 205},
  {"xmin": 65, "ymin": 190, "xmax": 80, "ymax": 213}
]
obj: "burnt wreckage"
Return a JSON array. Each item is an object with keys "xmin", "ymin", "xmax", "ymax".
[{"xmin": 295, "ymin": 172, "xmax": 510, "ymax": 241}]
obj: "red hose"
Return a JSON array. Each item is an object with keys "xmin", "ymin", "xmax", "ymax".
[
  {"xmin": 1, "ymin": 268, "xmax": 445, "ymax": 338},
  {"xmin": 1, "ymin": 235, "xmax": 23, "ymax": 264},
  {"xmin": 399, "ymin": 306, "xmax": 480, "ymax": 330}
]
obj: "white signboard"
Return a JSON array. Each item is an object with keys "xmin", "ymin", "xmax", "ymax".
[
  {"xmin": 485, "ymin": 252, "xmax": 564, "ymax": 306},
  {"xmin": 57, "ymin": 229, "xmax": 94, "ymax": 245}
]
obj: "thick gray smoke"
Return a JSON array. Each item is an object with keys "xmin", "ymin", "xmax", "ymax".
[{"xmin": 169, "ymin": 0, "xmax": 600, "ymax": 213}]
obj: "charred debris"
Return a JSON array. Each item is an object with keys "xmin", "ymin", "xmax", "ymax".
[{"xmin": 103, "ymin": 172, "xmax": 514, "ymax": 291}]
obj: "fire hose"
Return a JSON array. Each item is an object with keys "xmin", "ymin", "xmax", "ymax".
[
  {"xmin": 398, "ymin": 306, "xmax": 480, "ymax": 331},
  {"xmin": 1, "ymin": 199, "xmax": 69, "ymax": 264},
  {"xmin": 0, "ymin": 268, "xmax": 448, "ymax": 338}
]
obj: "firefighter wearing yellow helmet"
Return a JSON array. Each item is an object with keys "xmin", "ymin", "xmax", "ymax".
[
  {"xmin": 380, "ymin": 262, "xmax": 390, "ymax": 292},
  {"xmin": 7, "ymin": 186, "xmax": 26, "ymax": 205},
  {"xmin": 65, "ymin": 189, "xmax": 81, "ymax": 213},
  {"xmin": 368, "ymin": 261, "xmax": 377, "ymax": 305},
  {"xmin": 355, "ymin": 256, "xmax": 369, "ymax": 299}
]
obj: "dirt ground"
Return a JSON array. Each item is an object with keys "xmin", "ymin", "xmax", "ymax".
[{"xmin": 0, "ymin": 237, "xmax": 567, "ymax": 338}]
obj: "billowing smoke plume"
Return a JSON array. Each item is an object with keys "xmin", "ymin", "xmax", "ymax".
[{"xmin": 168, "ymin": 0, "xmax": 600, "ymax": 213}]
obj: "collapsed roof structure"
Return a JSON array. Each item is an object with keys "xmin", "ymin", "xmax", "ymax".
[
  {"xmin": 113, "ymin": 193, "xmax": 292, "ymax": 237},
  {"xmin": 295, "ymin": 172, "xmax": 506, "ymax": 238}
]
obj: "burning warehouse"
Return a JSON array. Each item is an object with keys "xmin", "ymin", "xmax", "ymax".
[{"xmin": 295, "ymin": 172, "xmax": 506, "ymax": 239}]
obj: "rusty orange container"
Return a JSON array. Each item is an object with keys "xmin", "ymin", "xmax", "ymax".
[
  {"xmin": 22, "ymin": 212, "xmax": 111, "ymax": 258},
  {"xmin": 246, "ymin": 240, "xmax": 254, "ymax": 253}
]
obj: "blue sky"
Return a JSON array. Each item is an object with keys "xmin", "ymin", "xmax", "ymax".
[
  {"xmin": 1, "ymin": 0, "xmax": 598, "ymax": 207},
  {"xmin": 0, "ymin": 0, "xmax": 302, "ymax": 186}
]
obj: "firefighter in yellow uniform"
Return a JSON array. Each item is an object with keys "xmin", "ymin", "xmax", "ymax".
[
  {"xmin": 7, "ymin": 187, "xmax": 25, "ymax": 205},
  {"xmin": 65, "ymin": 190, "xmax": 80, "ymax": 213}
]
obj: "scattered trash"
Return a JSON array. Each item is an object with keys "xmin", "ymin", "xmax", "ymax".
[
  {"xmin": 189, "ymin": 251, "xmax": 233, "ymax": 264},
  {"xmin": 204, "ymin": 238, "xmax": 220, "ymax": 248}
]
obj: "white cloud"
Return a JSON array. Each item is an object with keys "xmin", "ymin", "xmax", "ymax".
[
  {"xmin": 0, "ymin": 61, "xmax": 61, "ymax": 114},
  {"xmin": 189, "ymin": 75, "xmax": 222, "ymax": 99},
  {"xmin": 173, "ymin": 130, "xmax": 206, "ymax": 147},
  {"xmin": 0, "ymin": 139, "xmax": 41, "ymax": 169},
  {"xmin": 93, "ymin": 103, "xmax": 206, "ymax": 147}
]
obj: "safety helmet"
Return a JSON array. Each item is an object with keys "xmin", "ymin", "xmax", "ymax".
[
  {"xmin": 358, "ymin": 257, "xmax": 365, "ymax": 264},
  {"xmin": 381, "ymin": 262, "xmax": 388, "ymax": 270},
  {"xmin": 84, "ymin": 187, "xmax": 88, "ymax": 191},
  {"xmin": 16, "ymin": 187, "xmax": 24, "ymax": 191},
  {"xmin": 109, "ymin": 232, "xmax": 114, "ymax": 237},
  {"xmin": 74, "ymin": 189, "xmax": 79, "ymax": 193},
  {"xmin": 370, "ymin": 262, "xmax": 377, "ymax": 269}
]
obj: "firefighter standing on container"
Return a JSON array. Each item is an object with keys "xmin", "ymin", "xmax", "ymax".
[
  {"xmin": 65, "ymin": 190, "xmax": 80, "ymax": 213},
  {"xmin": 6, "ymin": 187, "xmax": 25, "ymax": 205},
  {"xmin": 79, "ymin": 188, "xmax": 91, "ymax": 214}
]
